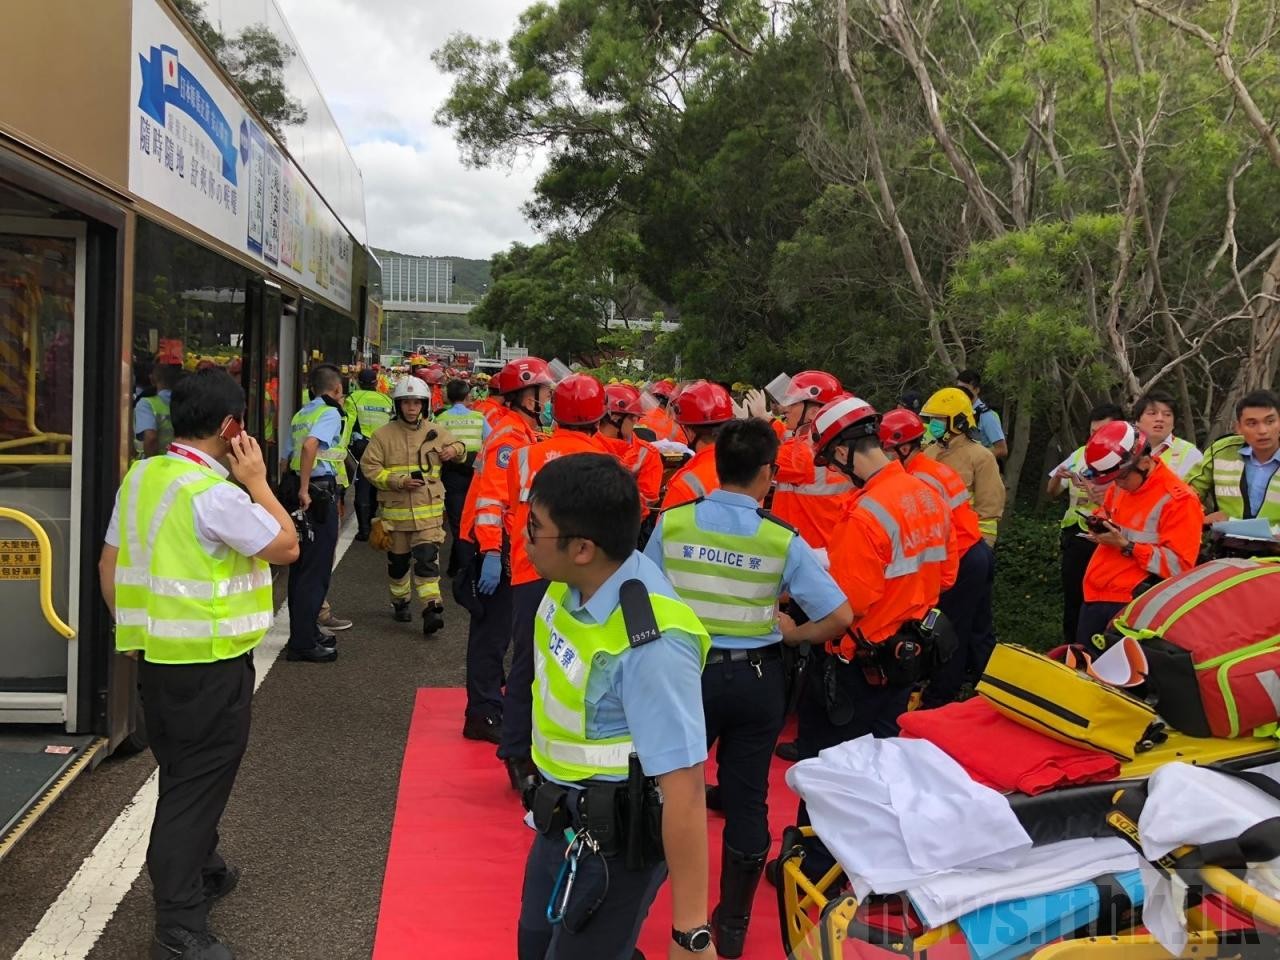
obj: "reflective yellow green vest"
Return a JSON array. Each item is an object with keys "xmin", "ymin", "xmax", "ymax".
[
  {"xmin": 114, "ymin": 456, "xmax": 273, "ymax": 663},
  {"xmin": 344, "ymin": 389, "xmax": 394, "ymax": 439},
  {"xmin": 133, "ymin": 394, "xmax": 174, "ymax": 456},
  {"xmin": 1058, "ymin": 447, "xmax": 1094, "ymax": 530},
  {"xmin": 658, "ymin": 502, "xmax": 793, "ymax": 637},
  {"xmin": 1157, "ymin": 436, "xmax": 1201, "ymax": 478},
  {"xmin": 434, "ymin": 407, "xmax": 485, "ymax": 455},
  {"xmin": 532, "ymin": 580, "xmax": 710, "ymax": 782},
  {"xmin": 290, "ymin": 399, "xmax": 349, "ymax": 486},
  {"xmin": 1187, "ymin": 435, "xmax": 1280, "ymax": 521}
]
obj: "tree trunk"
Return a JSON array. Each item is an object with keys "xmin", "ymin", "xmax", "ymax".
[{"xmin": 1003, "ymin": 380, "xmax": 1036, "ymax": 506}]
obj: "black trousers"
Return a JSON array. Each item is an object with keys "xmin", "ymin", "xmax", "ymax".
[
  {"xmin": 703, "ymin": 648, "xmax": 787, "ymax": 855},
  {"xmin": 1061, "ymin": 529, "xmax": 1098, "ymax": 646},
  {"xmin": 499, "ymin": 579, "xmax": 550, "ymax": 760},
  {"xmin": 518, "ymin": 830, "xmax": 666, "ymax": 960},
  {"xmin": 925, "ymin": 540, "xmax": 996, "ymax": 708},
  {"xmin": 287, "ymin": 480, "xmax": 338, "ymax": 652},
  {"xmin": 464, "ymin": 554, "xmax": 513, "ymax": 722},
  {"xmin": 441, "ymin": 463, "xmax": 473, "ymax": 576},
  {"xmin": 141, "ymin": 654, "xmax": 253, "ymax": 931},
  {"xmin": 1076, "ymin": 600, "xmax": 1125, "ymax": 647}
]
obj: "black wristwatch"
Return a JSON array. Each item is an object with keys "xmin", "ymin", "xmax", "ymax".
[
  {"xmin": 1121, "ymin": 539, "xmax": 1135, "ymax": 558},
  {"xmin": 672, "ymin": 924, "xmax": 714, "ymax": 952}
]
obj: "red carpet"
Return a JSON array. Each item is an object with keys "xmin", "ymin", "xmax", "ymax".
[{"xmin": 373, "ymin": 688, "xmax": 799, "ymax": 959}]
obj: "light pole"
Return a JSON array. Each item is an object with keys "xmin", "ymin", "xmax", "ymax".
[{"xmin": 431, "ymin": 318, "xmax": 439, "ymax": 347}]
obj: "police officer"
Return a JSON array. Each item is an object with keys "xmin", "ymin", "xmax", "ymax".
[
  {"xmin": 645, "ymin": 418, "xmax": 850, "ymax": 957},
  {"xmin": 134, "ymin": 362, "xmax": 184, "ymax": 458},
  {"xmin": 344, "ymin": 368, "xmax": 395, "ymax": 541},
  {"xmin": 434, "ymin": 378, "xmax": 487, "ymax": 577},
  {"xmin": 99, "ymin": 369, "xmax": 299, "ymax": 960},
  {"xmin": 283, "ymin": 364, "xmax": 347, "ymax": 663},
  {"xmin": 1187, "ymin": 390, "xmax": 1280, "ymax": 528},
  {"xmin": 517, "ymin": 453, "xmax": 716, "ymax": 960}
]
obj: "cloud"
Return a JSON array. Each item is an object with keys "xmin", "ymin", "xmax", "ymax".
[{"xmin": 274, "ymin": 0, "xmax": 543, "ymax": 260}]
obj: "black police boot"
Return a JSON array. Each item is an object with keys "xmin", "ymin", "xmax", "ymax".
[
  {"xmin": 392, "ymin": 600, "xmax": 412, "ymax": 623},
  {"xmin": 462, "ymin": 714, "xmax": 502, "ymax": 744},
  {"xmin": 354, "ymin": 502, "xmax": 372, "ymax": 542},
  {"xmin": 422, "ymin": 603, "xmax": 445, "ymax": 636},
  {"xmin": 713, "ymin": 840, "xmax": 768, "ymax": 959},
  {"xmin": 152, "ymin": 926, "xmax": 234, "ymax": 960},
  {"xmin": 202, "ymin": 865, "xmax": 240, "ymax": 903}
]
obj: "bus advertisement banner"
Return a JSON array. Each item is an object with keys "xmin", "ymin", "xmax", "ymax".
[{"xmin": 127, "ymin": 0, "xmax": 354, "ymax": 311}]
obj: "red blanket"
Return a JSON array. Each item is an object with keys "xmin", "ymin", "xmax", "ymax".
[{"xmin": 898, "ymin": 698, "xmax": 1120, "ymax": 795}]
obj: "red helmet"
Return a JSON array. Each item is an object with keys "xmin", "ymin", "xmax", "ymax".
[
  {"xmin": 1083, "ymin": 421, "xmax": 1149, "ymax": 484},
  {"xmin": 879, "ymin": 408, "xmax": 926, "ymax": 447},
  {"xmin": 778, "ymin": 371, "xmax": 843, "ymax": 407},
  {"xmin": 552, "ymin": 374, "xmax": 605, "ymax": 426},
  {"xmin": 604, "ymin": 383, "xmax": 644, "ymax": 418},
  {"xmin": 649, "ymin": 378, "xmax": 678, "ymax": 401},
  {"xmin": 493, "ymin": 357, "xmax": 555, "ymax": 395},
  {"xmin": 671, "ymin": 380, "xmax": 734, "ymax": 427},
  {"xmin": 811, "ymin": 394, "xmax": 879, "ymax": 462}
]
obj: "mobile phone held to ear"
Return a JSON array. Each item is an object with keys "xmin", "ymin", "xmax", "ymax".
[{"xmin": 218, "ymin": 417, "xmax": 244, "ymax": 442}]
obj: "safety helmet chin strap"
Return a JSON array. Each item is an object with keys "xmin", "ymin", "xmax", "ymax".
[
  {"xmin": 828, "ymin": 446, "xmax": 868, "ymax": 489},
  {"xmin": 512, "ymin": 388, "xmax": 542, "ymax": 423},
  {"xmin": 604, "ymin": 414, "xmax": 627, "ymax": 434},
  {"xmin": 395, "ymin": 400, "xmax": 424, "ymax": 427}
]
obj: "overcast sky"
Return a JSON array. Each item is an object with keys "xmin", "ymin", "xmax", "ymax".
[{"xmin": 276, "ymin": 0, "xmax": 543, "ymax": 260}]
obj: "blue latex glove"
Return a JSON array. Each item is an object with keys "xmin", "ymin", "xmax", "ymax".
[{"xmin": 477, "ymin": 551, "xmax": 502, "ymax": 595}]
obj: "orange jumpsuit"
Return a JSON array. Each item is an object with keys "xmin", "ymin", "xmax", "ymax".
[
  {"xmin": 638, "ymin": 406, "xmax": 688, "ymax": 445},
  {"xmin": 596, "ymin": 433, "xmax": 663, "ymax": 517},
  {"xmin": 660, "ymin": 445, "xmax": 719, "ymax": 510},
  {"xmin": 772, "ymin": 435, "xmax": 855, "ymax": 549},
  {"xmin": 1084, "ymin": 459, "xmax": 1203, "ymax": 603},
  {"xmin": 458, "ymin": 410, "xmax": 541, "ymax": 551},
  {"xmin": 827, "ymin": 460, "xmax": 958, "ymax": 654}
]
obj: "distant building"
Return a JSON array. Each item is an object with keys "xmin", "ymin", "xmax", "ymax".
[{"xmin": 373, "ymin": 248, "xmax": 454, "ymax": 306}]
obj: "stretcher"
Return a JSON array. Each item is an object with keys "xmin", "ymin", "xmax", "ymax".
[{"xmin": 776, "ymin": 731, "xmax": 1280, "ymax": 960}]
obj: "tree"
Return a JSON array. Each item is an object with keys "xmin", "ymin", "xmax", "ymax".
[{"xmin": 172, "ymin": 0, "xmax": 307, "ymax": 137}]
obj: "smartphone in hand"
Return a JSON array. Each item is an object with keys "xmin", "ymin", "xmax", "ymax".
[{"xmin": 218, "ymin": 416, "xmax": 244, "ymax": 442}]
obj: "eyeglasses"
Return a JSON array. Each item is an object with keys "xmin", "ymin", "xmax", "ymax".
[
  {"xmin": 525, "ymin": 517, "xmax": 593, "ymax": 544},
  {"xmin": 766, "ymin": 462, "xmax": 779, "ymax": 478}
]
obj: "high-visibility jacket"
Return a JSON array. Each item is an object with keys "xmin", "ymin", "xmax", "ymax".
[
  {"xmin": 114, "ymin": 456, "xmax": 273, "ymax": 663},
  {"xmin": 459, "ymin": 410, "xmax": 541, "ymax": 551},
  {"xmin": 658, "ymin": 501, "xmax": 794, "ymax": 636},
  {"xmin": 1153, "ymin": 435, "xmax": 1203, "ymax": 479},
  {"xmin": 1056, "ymin": 446, "xmax": 1096, "ymax": 531},
  {"xmin": 532, "ymin": 580, "xmax": 709, "ymax": 782},
  {"xmin": 925, "ymin": 433, "xmax": 1004, "ymax": 544},
  {"xmin": 289, "ymin": 398, "xmax": 349, "ymax": 487},
  {"xmin": 1083, "ymin": 459, "xmax": 1204, "ymax": 604},
  {"xmin": 1186, "ymin": 435, "xmax": 1280, "ymax": 521},
  {"xmin": 638, "ymin": 406, "xmax": 688, "ymax": 445},
  {"xmin": 134, "ymin": 394, "xmax": 174, "ymax": 454},
  {"xmin": 772, "ymin": 435, "xmax": 854, "ymax": 549},
  {"xmin": 344, "ymin": 389, "xmax": 394, "ymax": 440},
  {"xmin": 903, "ymin": 451, "xmax": 982, "ymax": 557},
  {"xmin": 475, "ymin": 397, "xmax": 506, "ymax": 432},
  {"xmin": 827, "ymin": 460, "xmax": 957, "ymax": 651},
  {"xmin": 434, "ymin": 407, "xmax": 486, "ymax": 458},
  {"xmin": 507, "ymin": 429, "xmax": 604, "ymax": 585},
  {"xmin": 359, "ymin": 419, "xmax": 463, "ymax": 533},
  {"xmin": 769, "ymin": 418, "xmax": 786, "ymax": 440},
  {"xmin": 596, "ymin": 432, "xmax": 663, "ymax": 517},
  {"xmin": 661, "ymin": 445, "xmax": 719, "ymax": 511}
]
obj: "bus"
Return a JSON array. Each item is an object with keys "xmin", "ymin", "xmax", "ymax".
[{"xmin": 0, "ymin": 0, "xmax": 378, "ymax": 858}]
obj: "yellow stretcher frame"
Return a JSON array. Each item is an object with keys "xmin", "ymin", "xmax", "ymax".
[{"xmin": 777, "ymin": 733, "xmax": 1280, "ymax": 960}]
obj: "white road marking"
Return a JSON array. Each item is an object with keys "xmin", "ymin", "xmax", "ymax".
[{"xmin": 14, "ymin": 522, "xmax": 358, "ymax": 959}]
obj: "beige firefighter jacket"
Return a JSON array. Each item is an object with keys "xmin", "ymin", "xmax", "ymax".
[{"xmin": 360, "ymin": 418, "xmax": 464, "ymax": 534}]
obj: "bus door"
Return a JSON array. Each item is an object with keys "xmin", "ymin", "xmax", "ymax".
[{"xmin": 0, "ymin": 218, "xmax": 85, "ymax": 729}]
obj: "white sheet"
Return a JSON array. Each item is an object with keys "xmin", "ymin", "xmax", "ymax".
[{"xmin": 786, "ymin": 736, "xmax": 1033, "ymax": 901}]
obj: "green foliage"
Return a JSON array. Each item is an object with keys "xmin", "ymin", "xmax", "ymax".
[
  {"xmin": 993, "ymin": 510, "xmax": 1065, "ymax": 653},
  {"xmin": 172, "ymin": 0, "xmax": 306, "ymax": 136}
]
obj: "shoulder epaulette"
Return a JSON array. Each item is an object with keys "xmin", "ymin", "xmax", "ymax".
[
  {"xmin": 619, "ymin": 578, "xmax": 661, "ymax": 648},
  {"xmin": 756, "ymin": 507, "xmax": 799, "ymax": 536}
]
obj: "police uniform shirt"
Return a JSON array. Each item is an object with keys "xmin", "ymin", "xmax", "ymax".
[
  {"xmin": 444, "ymin": 401, "xmax": 492, "ymax": 442},
  {"xmin": 1242, "ymin": 445, "xmax": 1280, "ymax": 517},
  {"xmin": 642, "ymin": 489, "xmax": 847, "ymax": 650},
  {"xmin": 282, "ymin": 397, "xmax": 344, "ymax": 477},
  {"xmin": 103, "ymin": 443, "xmax": 282, "ymax": 555},
  {"xmin": 974, "ymin": 405, "xmax": 1005, "ymax": 449},
  {"xmin": 545, "ymin": 551, "xmax": 707, "ymax": 783},
  {"xmin": 133, "ymin": 388, "xmax": 172, "ymax": 437}
]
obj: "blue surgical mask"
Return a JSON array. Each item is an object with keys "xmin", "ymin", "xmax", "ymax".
[
  {"xmin": 540, "ymin": 400, "xmax": 554, "ymax": 427},
  {"xmin": 925, "ymin": 418, "xmax": 947, "ymax": 441}
]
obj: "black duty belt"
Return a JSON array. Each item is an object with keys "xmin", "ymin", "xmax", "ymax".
[{"xmin": 705, "ymin": 643, "xmax": 782, "ymax": 666}]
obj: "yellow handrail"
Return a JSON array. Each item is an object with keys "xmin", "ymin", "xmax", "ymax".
[
  {"xmin": 0, "ymin": 455, "xmax": 72, "ymax": 465},
  {"xmin": 0, "ymin": 506, "xmax": 74, "ymax": 638},
  {"xmin": 0, "ymin": 434, "xmax": 73, "ymax": 452},
  {"xmin": 1201, "ymin": 865, "xmax": 1280, "ymax": 928}
]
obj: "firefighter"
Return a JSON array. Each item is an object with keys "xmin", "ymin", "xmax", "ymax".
[
  {"xmin": 920, "ymin": 387, "xmax": 1005, "ymax": 545},
  {"xmin": 595, "ymin": 382, "xmax": 663, "ymax": 521},
  {"xmin": 360, "ymin": 376, "xmax": 465, "ymax": 636},
  {"xmin": 769, "ymin": 371, "xmax": 852, "ymax": 550},
  {"xmin": 661, "ymin": 380, "xmax": 734, "ymax": 510},
  {"xmin": 637, "ymin": 377, "xmax": 688, "ymax": 443}
]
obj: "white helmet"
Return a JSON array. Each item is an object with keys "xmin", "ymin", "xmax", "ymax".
[{"xmin": 393, "ymin": 377, "xmax": 430, "ymax": 401}]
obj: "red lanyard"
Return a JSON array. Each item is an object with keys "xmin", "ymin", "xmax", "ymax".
[{"xmin": 167, "ymin": 444, "xmax": 209, "ymax": 468}]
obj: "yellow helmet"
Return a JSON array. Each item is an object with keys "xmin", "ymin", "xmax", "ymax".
[{"xmin": 921, "ymin": 387, "xmax": 976, "ymax": 436}]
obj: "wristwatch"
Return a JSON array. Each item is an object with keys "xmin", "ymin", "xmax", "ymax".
[
  {"xmin": 672, "ymin": 924, "xmax": 714, "ymax": 952},
  {"xmin": 1121, "ymin": 539, "xmax": 1135, "ymax": 558}
]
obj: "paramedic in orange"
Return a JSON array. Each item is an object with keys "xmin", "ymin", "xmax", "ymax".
[
  {"xmin": 1076, "ymin": 420, "xmax": 1204, "ymax": 645},
  {"xmin": 458, "ymin": 357, "xmax": 553, "ymax": 749},
  {"xmin": 498, "ymin": 373, "xmax": 611, "ymax": 792},
  {"xmin": 596, "ymin": 382, "xmax": 663, "ymax": 517},
  {"xmin": 637, "ymin": 377, "xmax": 688, "ymax": 443},
  {"xmin": 660, "ymin": 380, "xmax": 734, "ymax": 510},
  {"xmin": 880, "ymin": 408, "xmax": 992, "ymax": 705},
  {"xmin": 769, "ymin": 371, "xmax": 852, "ymax": 550}
]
